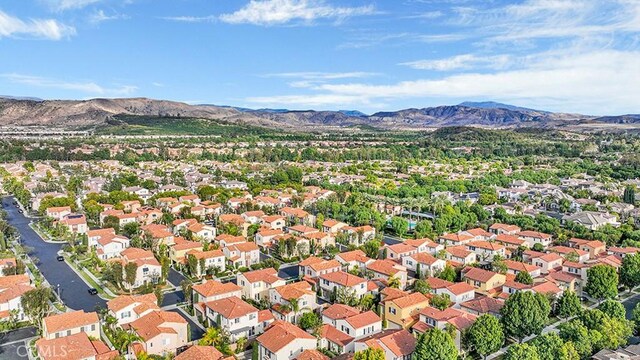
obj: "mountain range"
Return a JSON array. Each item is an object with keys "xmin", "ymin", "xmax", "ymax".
[{"xmin": 0, "ymin": 96, "xmax": 637, "ymax": 131}]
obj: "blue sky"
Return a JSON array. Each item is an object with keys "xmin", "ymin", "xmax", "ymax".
[{"xmin": 0, "ymin": 0, "xmax": 638, "ymax": 115}]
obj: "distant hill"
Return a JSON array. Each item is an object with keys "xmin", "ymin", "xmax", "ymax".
[{"xmin": 0, "ymin": 96, "xmax": 636, "ymax": 132}]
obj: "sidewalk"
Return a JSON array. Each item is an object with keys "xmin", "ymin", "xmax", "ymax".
[{"xmin": 64, "ymin": 257, "xmax": 117, "ymax": 299}]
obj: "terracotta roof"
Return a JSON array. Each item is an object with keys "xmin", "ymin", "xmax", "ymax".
[
  {"xmin": 318, "ymin": 324, "xmax": 354, "ymax": 346},
  {"xmin": 463, "ymin": 267, "xmax": 501, "ymax": 283},
  {"xmin": 391, "ymin": 292, "xmax": 429, "ymax": 309},
  {"xmin": 240, "ymin": 268, "xmax": 283, "ymax": 284},
  {"xmin": 296, "ymin": 349, "xmax": 330, "ymax": 360},
  {"xmin": 495, "ymin": 234, "xmax": 525, "ymax": 246},
  {"xmin": 446, "ymin": 282, "xmax": 475, "ymax": 295},
  {"xmin": 175, "ymin": 345, "xmax": 224, "ymax": 360},
  {"xmin": 367, "ymin": 259, "xmax": 406, "ymax": 277},
  {"xmin": 460, "ymin": 296, "xmax": 504, "ymax": 314},
  {"xmin": 489, "ymin": 223, "xmax": 521, "ymax": 232},
  {"xmin": 336, "ymin": 250, "xmax": 371, "ymax": 263},
  {"xmin": 519, "ymin": 230, "xmax": 552, "ymax": 239},
  {"xmin": 319, "ymin": 271, "xmax": 366, "ymax": 287},
  {"xmin": 43, "ymin": 310, "xmax": 98, "ymax": 334},
  {"xmin": 205, "ymin": 296, "xmax": 258, "ymax": 319},
  {"xmin": 258, "ymin": 320, "xmax": 315, "ymax": 353},
  {"xmin": 274, "ymin": 281, "xmax": 315, "ymax": 300},
  {"xmin": 409, "ymin": 252, "xmax": 440, "ymax": 265},
  {"xmin": 446, "ymin": 246, "xmax": 473, "ymax": 258},
  {"xmin": 128, "ymin": 310, "xmax": 187, "ymax": 341},
  {"xmin": 193, "ymin": 280, "xmax": 242, "ymax": 298},
  {"xmin": 356, "ymin": 329, "xmax": 416, "ymax": 357},
  {"xmin": 36, "ymin": 332, "xmax": 118, "ymax": 360},
  {"xmin": 504, "ymin": 260, "xmax": 540, "ymax": 273},
  {"xmin": 345, "ymin": 310, "xmax": 381, "ymax": 328},
  {"xmin": 466, "ymin": 240, "xmax": 504, "ymax": 251},
  {"xmin": 323, "ymin": 303, "xmax": 361, "ymax": 320},
  {"xmin": 387, "ymin": 243, "xmax": 417, "ymax": 254},
  {"xmin": 107, "ymin": 294, "xmax": 158, "ymax": 313}
]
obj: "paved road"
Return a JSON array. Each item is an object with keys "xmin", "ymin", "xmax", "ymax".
[
  {"xmin": 162, "ymin": 290, "xmax": 185, "ymax": 307},
  {"xmin": 623, "ymin": 292, "xmax": 640, "ymax": 345},
  {"xmin": 278, "ymin": 263, "xmax": 300, "ymax": 280},
  {"xmin": 167, "ymin": 268, "xmax": 187, "ymax": 287},
  {"xmin": 168, "ymin": 308, "xmax": 204, "ymax": 341},
  {"xmin": 382, "ymin": 235, "xmax": 403, "ymax": 245},
  {"xmin": 2, "ymin": 196, "xmax": 107, "ymax": 312},
  {"xmin": 0, "ymin": 327, "xmax": 37, "ymax": 359}
]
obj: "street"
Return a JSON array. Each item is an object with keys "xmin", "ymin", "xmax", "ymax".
[
  {"xmin": 0, "ymin": 327, "xmax": 37, "ymax": 360},
  {"xmin": 2, "ymin": 196, "xmax": 107, "ymax": 312}
]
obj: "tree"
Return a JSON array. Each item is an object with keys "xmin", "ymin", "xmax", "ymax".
[
  {"xmin": 430, "ymin": 294, "xmax": 452, "ymax": 310},
  {"xmin": 414, "ymin": 279, "xmax": 430, "ymax": 295},
  {"xmin": 501, "ymin": 291, "xmax": 550, "ymax": 342},
  {"xmin": 585, "ymin": 264, "xmax": 618, "ymax": 301},
  {"xmin": 391, "ymin": 216, "xmax": 409, "ymax": 237},
  {"xmin": 413, "ymin": 328, "xmax": 457, "ymax": 360},
  {"xmin": 353, "ymin": 348, "xmax": 385, "ymax": 360},
  {"xmin": 504, "ymin": 344, "xmax": 540, "ymax": 360},
  {"xmin": 515, "ymin": 271, "xmax": 534, "ymax": 285},
  {"xmin": 415, "ymin": 220, "xmax": 433, "ymax": 239},
  {"xmin": 298, "ymin": 312, "xmax": 321, "ymax": 330},
  {"xmin": 21, "ymin": 287, "xmax": 52, "ymax": 331},
  {"xmin": 632, "ymin": 302, "xmax": 640, "ymax": 334},
  {"xmin": 597, "ymin": 300, "xmax": 626, "ymax": 320},
  {"xmin": 113, "ymin": 328, "xmax": 142, "ymax": 355},
  {"xmin": 387, "ymin": 276, "xmax": 401, "ymax": 289},
  {"xmin": 620, "ymin": 253, "xmax": 640, "ymax": 291},
  {"xmin": 102, "ymin": 215, "xmax": 121, "ymax": 233},
  {"xmin": 467, "ymin": 314, "xmax": 504, "ymax": 359},
  {"xmin": 438, "ymin": 265, "xmax": 457, "ymax": 282},
  {"xmin": 559, "ymin": 342, "xmax": 580, "ymax": 360},
  {"xmin": 555, "ymin": 291, "xmax": 582, "ymax": 319},
  {"xmin": 362, "ymin": 239, "xmax": 381, "ymax": 259},
  {"xmin": 558, "ymin": 320, "xmax": 592, "ymax": 358},
  {"xmin": 529, "ymin": 333, "xmax": 563, "ymax": 360},
  {"xmin": 181, "ymin": 279, "xmax": 193, "ymax": 305},
  {"xmin": 624, "ymin": 186, "xmax": 636, "ymax": 205},
  {"xmin": 124, "ymin": 262, "xmax": 138, "ymax": 293},
  {"xmin": 154, "ymin": 287, "xmax": 164, "ymax": 307}
]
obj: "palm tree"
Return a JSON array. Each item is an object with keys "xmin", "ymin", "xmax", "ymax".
[
  {"xmin": 114, "ymin": 329, "xmax": 142, "ymax": 356},
  {"xmin": 387, "ymin": 276, "xmax": 401, "ymax": 289},
  {"xmin": 199, "ymin": 327, "xmax": 222, "ymax": 346}
]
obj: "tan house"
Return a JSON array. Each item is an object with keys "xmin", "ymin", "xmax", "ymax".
[
  {"xmin": 237, "ymin": 268, "xmax": 286, "ymax": 301},
  {"xmin": 42, "ymin": 310, "xmax": 100, "ymax": 340},
  {"xmin": 127, "ymin": 310, "xmax": 189, "ymax": 356},
  {"xmin": 107, "ymin": 293, "xmax": 159, "ymax": 326},
  {"xmin": 462, "ymin": 267, "xmax": 506, "ymax": 295},
  {"xmin": 381, "ymin": 292, "xmax": 430, "ymax": 330}
]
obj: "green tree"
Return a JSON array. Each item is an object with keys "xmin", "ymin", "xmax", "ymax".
[
  {"xmin": 585, "ymin": 264, "xmax": 618, "ymax": 301},
  {"xmin": 413, "ymin": 328, "xmax": 457, "ymax": 360},
  {"xmin": 467, "ymin": 314, "xmax": 504, "ymax": 359},
  {"xmin": 620, "ymin": 253, "xmax": 640, "ymax": 291},
  {"xmin": 391, "ymin": 216, "xmax": 409, "ymax": 237},
  {"xmin": 362, "ymin": 239, "xmax": 381, "ymax": 259},
  {"xmin": 624, "ymin": 186, "xmax": 636, "ymax": 205},
  {"xmin": 501, "ymin": 291, "xmax": 550, "ymax": 342},
  {"xmin": 21, "ymin": 287, "xmax": 52, "ymax": 331},
  {"xmin": 555, "ymin": 291, "xmax": 582, "ymax": 319},
  {"xmin": 438, "ymin": 265, "xmax": 457, "ymax": 282},
  {"xmin": 558, "ymin": 320, "xmax": 592, "ymax": 358},
  {"xmin": 597, "ymin": 316, "xmax": 634, "ymax": 350},
  {"xmin": 504, "ymin": 343, "xmax": 540, "ymax": 360},
  {"xmin": 529, "ymin": 333, "xmax": 563, "ymax": 360},
  {"xmin": 414, "ymin": 279, "xmax": 430, "ymax": 295},
  {"xmin": 559, "ymin": 342, "xmax": 580, "ymax": 360},
  {"xmin": 124, "ymin": 262, "xmax": 138, "ymax": 293},
  {"xmin": 430, "ymin": 294, "xmax": 452, "ymax": 310},
  {"xmin": 154, "ymin": 287, "xmax": 164, "ymax": 307},
  {"xmin": 515, "ymin": 271, "xmax": 534, "ymax": 285},
  {"xmin": 415, "ymin": 220, "xmax": 433, "ymax": 239},
  {"xmin": 298, "ymin": 312, "xmax": 321, "ymax": 330},
  {"xmin": 354, "ymin": 348, "xmax": 385, "ymax": 360},
  {"xmin": 597, "ymin": 300, "xmax": 626, "ymax": 320}
]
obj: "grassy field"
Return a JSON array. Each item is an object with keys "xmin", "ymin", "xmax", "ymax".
[{"xmin": 96, "ymin": 115, "xmax": 280, "ymax": 136}]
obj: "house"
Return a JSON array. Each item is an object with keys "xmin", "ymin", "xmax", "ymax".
[
  {"xmin": 489, "ymin": 223, "xmax": 521, "ymax": 235},
  {"xmin": 366, "ymin": 260, "xmax": 408, "ymax": 290},
  {"xmin": 187, "ymin": 249, "xmax": 227, "ymax": 277},
  {"xmin": 299, "ymin": 257, "xmax": 341, "ymax": 279},
  {"xmin": 95, "ymin": 233, "xmax": 130, "ymax": 260},
  {"xmin": 280, "ymin": 207, "xmax": 314, "ymax": 226},
  {"xmin": 504, "ymin": 260, "xmax": 542, "ymax": 278},
  {"xmin": 323, "ymin": 219, "xmax": 348, "ymax": 234},
  {"xmin": 238, "ymin": 268, "xmax": 286, "ymax": 301},
  {"xmin": 404, "ymin": 238, "xmax": 443, "ymax": 255},
  {"xmin": 322, "ymin": 303, "xmax": 362, "ymax": 327},
  {"xmin": 42, "ymin": 310, "xmax": 100, "ymax": 340},
  {"xmin": 287, "ymin": 225, "xmax": 319, "ymax": 237},
  {"xmin": 334, "ymin": 310, "xmax": 382, "ymax": 344},
  {"xmin": 494, "ymin": 234, "xmax": 527, "ymax": 250},
  {"xmin": 242, "ymin": 210, "xmax": 266, "ymax": 224},
  {"xmin": 202, "ymin": 296, "xmax": 260, "ymax": 340},
  {"xmin": 107, "ymin": 294, "xmax": 159, "ymax": 326},
  {"xmin": 0, "ymin": 274, "xmax": 34, "ymax": 323},
  {"xmin": 526, "ymin": 251, "xmax": 564, "ymax": 274},
  {"xmin": 126, "ymin": 310, "xmax": 189, "ymax": 356},
  {"xmin": 318, "ymin": 324, "xmax": 355, "ymax": 355},
  {"xmin": 169, "ymin": 240, "xmax": 203, "ymax": 265},
  {"xmin": 142, "ymin": 224, "xmax": 175, "ymax": 247},
  {"xmin": 412, "ymin": 307, "xmax": 476, "ymax": 351},
  {"xmin": 270, "ymin": 281, "xmax": 318, "ymax": 323},
  {"xmin": 382, "ymin": 292, "xmax": 430, "ymax": 330},
  {"xmin": 518, "ymin": 231, "xmax": 553, "ymax": 249},
  {"xmin": 335, "ymin": 250, "xmax": 373, "ymax": 271},
  {"xmin": 563, "ymin": 212, "xmax": 620, "ymax": 230},
  {"xmin": 439, "ymin": 233, "xmax": 474, "ymax": 246},
  {"xmin": 439, "ymin": 282, "xmax": 476, "ymax": 307},
  {"xmin": 444, "ymin": 246, "xmax": 476, "ymax": 266},
  {"xmin": 608, "ymin": 246, "xmax": 640, "ymax": 259},
  {"xmin": 58, "ymin": 214, "xmax": 88, "ymax": 235},
  {"xmin": 87, "ymin": 228, "xmax": 117, "ymax": 247},
  {"xmin": 340, "ymin": 225, "xmax": 375, "ymax": 245},
  {"xmin": 256, "ymin": 229, "xmax": 284, "ymax": 247},
  {"xmin": 549, "ymin": 246, "xmax": 590, "ymax": 263},
  {"xmin": 257, "ymin": 321, "xmax": 317, "ymax": 360},
  {"xmin": 318, "ymin": 271, "xmax": 368, "ymax": 301},
  {"xmin": 568, "ymin": 238, "xmax": 607, "ymax": 259},
  {"xmin": 261, "ymin": 215, "xmax": 286, "ymax": 230},
  {"xmin": 192, "ymin": 280, "xmax": 243, "ymax": 304},
  {"xmin": 120, "ymin": 248, "xmax": 162, "ymax": 288},
  {"xmin": 45, "ymin": 206, "xmax": 71, "ymax": 221},
  {"xmin": 386, "ymin": 243, "xmax": 417, "ymax": 261},
  {"xmin": 465, "ymin": 241, "xmax": 505, "ymax": 261},
  {"xmin": 223, "ymin": 242, "xmax": 260, "ymax": 268},
  {"xmin": 188, "ymin": 223, "xmax": 217, "ymax": 241},
  {"xmin": 460, "ymin": 296, "xmax": 504, "ymax": 317},
  {"xmin": 462, "ymin": 267, "xmax": 506, "ymax": 295},
  {"xmin": 36, "ymin": 332, "xmax": 119, "ymax": 360},
  {"xmin": 175, "ymin": 345, "xmax": 226, "ymax": 360},
  {"xmin": 353, "ymin": 329, "xmax": 416, "ymax": 360}
]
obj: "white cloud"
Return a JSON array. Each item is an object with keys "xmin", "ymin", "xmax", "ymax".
[
  {"xmin": 47, "ymin": 0, "xmax": 102, "ymax": 11},
  {"xmin": 160, "ymin": 15, "xmax": 217, "ymax": 23},
  {"xmin": 1, "ymin": 73, "xmax": 137, "ymax": 96},
  {"xmin": 89, "ymin": 10, "xmax": 129, "ymax": 24},
  {"xmin": 264, "ymin": 71, "xmax": 378, "ymax": 80},
  {"xmin": 0, "ymin": 10, "xmax": 75, "ymax": 40},
  {"xmin": 245, "ymin": 50, "xmax": 640, "ymax": 114},
  {"xmin": 220, "ymin": 0, "xmax": 376, "ymax": 26},
  {"xmin": 400, "ymin": 54, "xmax": 511, "ymax": 71}
]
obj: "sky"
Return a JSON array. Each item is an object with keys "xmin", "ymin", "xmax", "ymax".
[{"xmin": 0, "ymin": 0, "xmax": 639, "ymax": 115}]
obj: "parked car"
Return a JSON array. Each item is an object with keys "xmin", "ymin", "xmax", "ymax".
[
  {"xmin": 18, "ymin": 209, "xmax": 23, "ymax": 214},
  {"xmin": 88, "ymin": 288, "xmax": 98, "ymax": 295},
  {"xmin": 56, "ymin": 255, "xmax": 64, "ymax": 261}
]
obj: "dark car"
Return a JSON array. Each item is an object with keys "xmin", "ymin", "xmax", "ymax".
[
  {"xmin": 18, "ymin": 209, "xmax": 23, "ymax": 214},
  {"xmin": 56, "ymin": 255, "xmax": 64, "ymax": 261},
  {"xmin": 88, "ymin": 288, "xmax": 98, "ymax": 295}
]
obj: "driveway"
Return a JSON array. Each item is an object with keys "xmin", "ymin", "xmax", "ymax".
[
  {"xmin": 167, "ymin": 268, "xmax": 187, "ymax": 287},
  {"xmin": 2, "ymin": 197, "xmax": 106, "ymax": 312},
  {"xmin": 0, "ymin": 327, "xmax": 37, "ymax": 360},
  {"xmin": 168, "ymin": 308, "xmax": 205, "ymax": 341}
]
